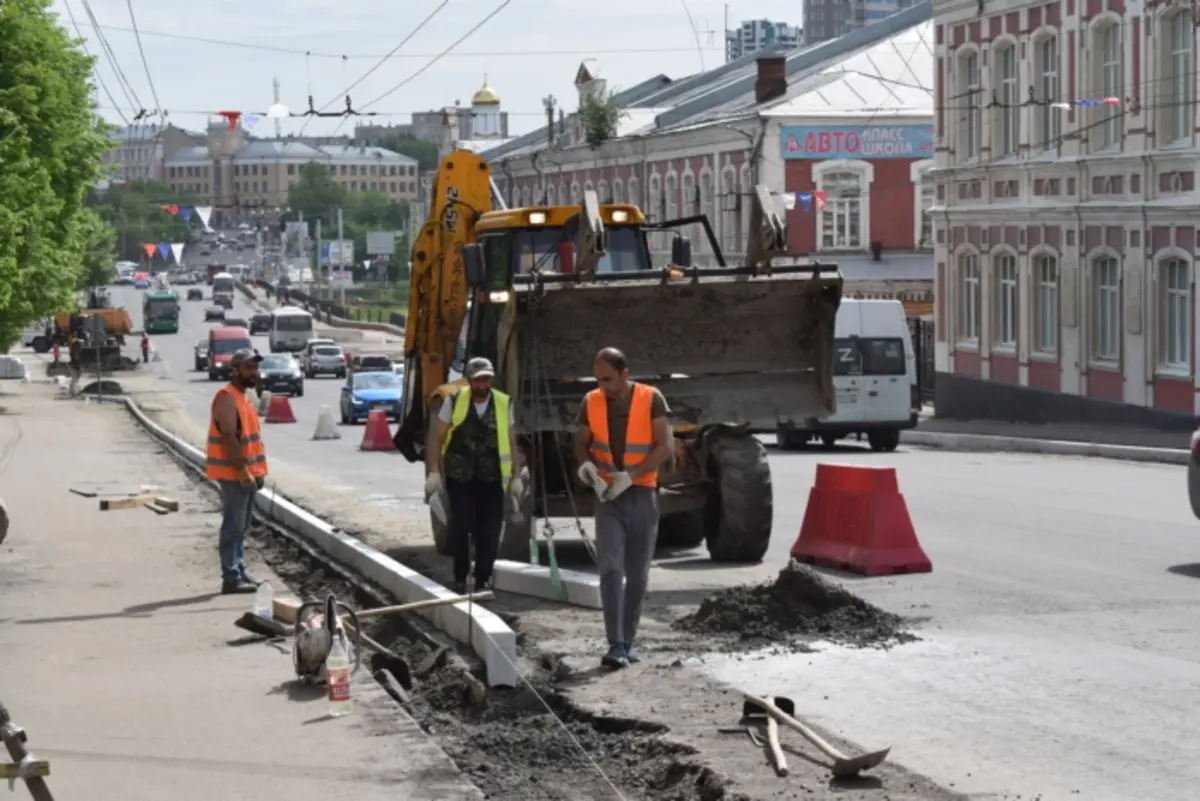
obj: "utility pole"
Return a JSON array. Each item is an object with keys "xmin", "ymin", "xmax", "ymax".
[{"xmin": 272, "ymin": 76, "xmax": 283, "ymax": 139}]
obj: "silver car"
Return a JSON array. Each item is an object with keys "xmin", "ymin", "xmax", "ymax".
[{"xmin": 305, "ymin": 343, "xmax": 346, "ymax": 378}]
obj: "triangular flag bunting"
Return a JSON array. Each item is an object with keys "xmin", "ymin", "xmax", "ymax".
[
  {"xmin": 170, "ymin": 243, "xmax": 185, "ymax": 264},
  {"xmin": 157, "ymin": 243, "xmax": 170, "ymax": 259},
  {"xmin": 193, "ymin": 206, "xmax": 213, "ymax": 228},
  {"xmin": 243, "ymin": 113, "xmax": 262, "ymax": 129},
  {"xmin": 179, "ymin": 207, "xmax": 193, "ymax": 222},
  {"xmin": 160, "ymin": 204, "xmax": 179, "ymax": 215},
  {"xmin": 142, "ymin": 243, "xmax": 156, "ymax": 259},
  {"xmin": 797, "ymin": 192, "xmax": 813, "ymax": 213},
  {"xmin": 217, "ymin": 110, "xmax": 242, "ymax": 130}
]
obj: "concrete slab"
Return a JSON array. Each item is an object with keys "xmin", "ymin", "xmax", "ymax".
[
  {"xmin": 492, "ymin": 560, "xmax": 602, "ymax": 609},
  {"xmin": 903, "ymin": 429, "xmax": 1188, "ymax": 464},
  {"xmin": 0, "ymin": 385, "xmax": 482, "ymax": 801}
]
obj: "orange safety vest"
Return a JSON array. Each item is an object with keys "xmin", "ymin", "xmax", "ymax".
[
  {"xmin": 586, "ymin": 383, "xmax": 658, "ymax": 488},
  {"xmin": 205, "ymin": 384, "xmax": 268, "ymax": 481}
]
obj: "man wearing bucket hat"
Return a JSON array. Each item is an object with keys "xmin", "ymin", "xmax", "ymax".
[{"xmin": 425, "ymin": 357, "xmax": 524, "ymax": 594}]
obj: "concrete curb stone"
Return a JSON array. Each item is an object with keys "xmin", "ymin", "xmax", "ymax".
[{"xmin": 901, "ymin": 429, "xmax": 1189, "ymax": 465}]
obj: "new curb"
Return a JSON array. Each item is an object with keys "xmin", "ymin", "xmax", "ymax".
[
  {"xmin": 901, "ymin": 430, "xmax": 1188, "ymax": 465},
  {"xmin": 122, "ymin": 397, "xmax": 519, "ymax": 687}
]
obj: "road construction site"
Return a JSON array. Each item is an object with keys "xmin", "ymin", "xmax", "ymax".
[{"xmin": 11, "ymin": 282, "xmax": 1182, "ymax": 800}]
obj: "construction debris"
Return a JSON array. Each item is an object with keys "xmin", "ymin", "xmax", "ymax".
[{"xmin": 97, "ymin": 495, "xmax": 178, "ymax": 513}]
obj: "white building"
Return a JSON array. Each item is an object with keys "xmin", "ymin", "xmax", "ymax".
[
  {"xmin": 932, "ymin": 0, "xmax": 1200, "ymax": 424},
  {"xmin": 726, "ymin": 19, "xmax": 803, "ymax": 61}
]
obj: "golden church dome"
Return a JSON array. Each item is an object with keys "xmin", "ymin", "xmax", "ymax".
[{"xmin": 472, "ymin": 80, "xmax": 501, "ymax": 106}]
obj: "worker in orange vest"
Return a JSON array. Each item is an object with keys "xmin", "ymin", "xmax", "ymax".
[
  {"xmin": 205, "ymin": 348, "xmax": 268, "ymax": 594},
  {"xmin": 574, "ymin": 347, "xmax": 672, "ymax": 670}
]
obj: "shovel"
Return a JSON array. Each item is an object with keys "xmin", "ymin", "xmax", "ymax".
[
  {"xmin": 742, "ymin": 692, "xmax": 890, "ymax": 779},
  {"xmin": 741, "ymin": 696, "xmax": 788, "ymax": 777}
]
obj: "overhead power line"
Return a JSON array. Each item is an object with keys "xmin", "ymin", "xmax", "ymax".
[
  {"xmin": 124, "ymin": 0, "xmax": 162, "ymax": 113},
  {"xmin": 79, "ymin": 0, "xmax": 143, "ymax": 114},
  {"xmin": 62, "ymin": 0, "xmax": 130, "ymax": 125}
]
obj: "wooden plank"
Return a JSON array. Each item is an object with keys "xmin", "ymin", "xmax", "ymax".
[
  {"xmin": 0, "ymin": 759, "xmax": 50, "ymax": 780},
  {"xmin": 152, "ymin": 497, "xmax": 179, "ymax": 512},
  {"xmin": 273, "ymin": 597, "xmax": 302, "ymax": 624},
  {"xmin": 99, "ymin": 495, "xmax": 157, "ymax": 511}
]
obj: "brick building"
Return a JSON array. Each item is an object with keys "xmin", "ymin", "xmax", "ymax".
[
  {"xmin": 481, "ymin": 3, "xmax": 935, "ymax": 309},
  {"xmin": 932, "ymin": 0, "xmax": 1200, "ymax": 424}
]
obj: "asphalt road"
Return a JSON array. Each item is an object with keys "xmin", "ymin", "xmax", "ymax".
[{"xmin": 109, "ymin": 284, "xmax": 1200, "ymax": 799}]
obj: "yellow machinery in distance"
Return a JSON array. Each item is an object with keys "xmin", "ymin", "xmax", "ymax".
[{"xmin": 396, "ymin": 149, "xmax": 843, "ymax": 564}]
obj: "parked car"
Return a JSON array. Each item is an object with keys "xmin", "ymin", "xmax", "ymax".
[
  {"xmin": 186, "ymin": 288, "xmax": 204, "ymax": 301},
  {"xmin": 249, "ymin": 313, "xmax": 272, "ymax": 334},
  {"xmin": 351, "ymin": 353, "xmax": 393, "ymax": 372},
  {"xmin": 259, "ymin": 353, "xmax": 304, "ymax": 397},
  {"xmin": 204, "ymin": 306, "xmax": 225, "ymax": 322},
  {"xmin": 339, "ymin": 370, "xmax": 402, "ymax": 424},
  {"xmin": 194, "ymin": 340, "xmax": 209, "ymax": 371},
  {"xmin": 305, "ymin": 343, "xmax": 346, "ymax": 378},
  {"xmin": 223, "ymin": 316, "xmax": 247, "ymax": 329}
]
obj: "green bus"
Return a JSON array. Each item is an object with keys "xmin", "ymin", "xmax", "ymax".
[{"xmin": 143, "ymin": 291, "xmax": 180, "ymax": 334}]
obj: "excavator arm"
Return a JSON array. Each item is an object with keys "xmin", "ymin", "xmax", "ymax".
[{"xmin": 395, "ymin": 150, "xmax": 494, "ymax": 461}]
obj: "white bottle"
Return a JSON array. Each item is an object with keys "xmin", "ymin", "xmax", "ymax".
[
  {"xmin": 253, "ymin": 581, "xmax": 273, "ymax": 620},
  {"xmin": 326, "ymin": 637, "xmax": 352, "ymax": 717}
]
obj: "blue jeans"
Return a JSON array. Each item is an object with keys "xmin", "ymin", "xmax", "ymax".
[{"xmin": 218, "ymin": 480, "xmax": 256, "ymax": 583}]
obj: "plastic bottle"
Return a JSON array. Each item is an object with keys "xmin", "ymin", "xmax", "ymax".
[
  {"xmin": 326, "ymin": 637, "xmax": 352, "ymax": 717},
  {"xmin": 253, "ymin": 581, "xmax": 273, "ymax": 620}
]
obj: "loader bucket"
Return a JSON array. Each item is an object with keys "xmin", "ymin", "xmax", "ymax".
[{"xmin": 503, "ymin": 270, "xmax": 841, "ymax": 431}]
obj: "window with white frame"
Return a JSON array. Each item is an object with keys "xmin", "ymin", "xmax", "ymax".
[
  {"xmin": 959, "ymin": 50, "xmax": 981, "ymax": 161},
  {"xmin": 558, "ymin": 182, "xmax": 566, "ymax": 203},
  {"xmin": 958, "ymin": 252, "xmax": 980, "ymax": 342},
  {"xmin": 597, "ymin": 180, "xmax": 609, "ymax": 202},
  {"xmin": 647, "ymin": 174, "xmax": 662, "ymax": 251},
  {"xmin": 720, "ymin": 167, "xmax": 737, "ymax": 254},
  {"xmin": 1033, "ymin": 253, "xmax": 1059, "ymax": 353},
  {"xmin": 1096, "ymin": 24, "xmax": 1123, "ymax": 149},
  {"xmin": 612, "ymin": 179, "xmax": 623, "ymax": 204},
  {"xmin": 818, "ymin": 171, "xmax": 863, "ymax": 249},
  {"xmin": 570, "ymin": 182, "xmax": 581, "ymax": 203},
  {"xmin": 1037, "ymin": 35, "xmax": 1060, "ymax": 150},
  {"xmin": 913, "ymin": 163, "xmax": 934, "ymax": 249},
  {"xmin": 1160, "ymin": 258, "xmax": 1190, "ymax": 369},
  {"xmin": 627, "ymin": 176, "xmax": 640, "ymax": 209},
  {"xmin": 546, "ymin": 183, "xmax": 556, "ymax": 205},
  {"xmin": 665, "ymin": 173, "xmax": 678, "ymax": 220},
  {"xmin": 699, "ymin": 171, "xmax": 714, "ymax": 253},
  {"xmin": 682, "ymin": 173, "xmax": 695, "ymax": 216},
  {"xmin": 1166, "ymin": 14, "xmax": 1194, "ymax": 144},
  {"xmin": 1092, "ymin": 255, "xmax": 1121, "ymax": 361},
  {"xmin": 996, "ymin": 43, "xmax": 1019, "ymax": 156},
  {"xmin": 994, "ymin": 253, "xmax": 1018, "ymax": 348},
  {"xmin": 739, "ymin": 165, "xmax": 751, "ymax": 252},
  {"xmin": 522, "ymin": 185, "xmax": 532, "ymax": 206}
]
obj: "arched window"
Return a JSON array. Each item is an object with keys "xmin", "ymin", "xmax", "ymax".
[
  {"xmin": 816, "ymin": 171, "xmax": 864, "ymax": 249},
  {"xmin": 546, "ymin": 183, "xmax": 557, "ymax": 205},
  {"xmin": 664, "ymin": 173, "xmax": 678, "ymax": 220},
  {"xmin": 682, "ymin": 172, "xmax": 695, "ymax": 216},
  {"xmin": 1092, "ymin": 19, "xmax": 1124, "ymax": 150},
  {"xmin": 628, "ymin": 176, "xmax": 640, "ymax": 209},
  {"xmin": 570, "ymin": 182, "xmax": 581, "ymax": 204},
  {"xmin": 1159, "ymin": 256, "xmax": 1191, "ymax": 369},
  {"xmin": 698, "ymin": 170, "xmax": 714, "ymax": 254},
  {"xmin": 1091, "ymin": 253, "xmax": 1122, "ymax": 361},
  {"xmin": 993, "ymin": 251, "xmax": 1018, "ymax": 349},
  {"xmin": 720, "ymin": 166, "xmax": 737, "ymax": 254},
  {"xmin": 1033, "ymin": 251, "xmax": 1059, "ymax": 354},
  {"xmin": 738, "ymin": 165, "xmax": 751, "ymax": 250},
  {"xmin": 597, "ymin": 180, "xmax": 609, "ymax": 202},
  {"xmin": 612, "ymin": 178, "xmax": 624, "ymax": 204},
  {"xmin": 957, "ymin": 251, "xmax": 980, "ymax": 343},
  {"xmin": 521, "ymin": 185, "xmax": 532, "ymax": 207},
  {"xmin": 993, "ymin": 38, "xmax": 1019, "ymax": 156}
]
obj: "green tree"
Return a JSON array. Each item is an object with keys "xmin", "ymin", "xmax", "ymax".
[
  {"xmin": 77, "ymin": 207, "xmax": 116, "ymax": 288},
  {"xmin": 287, "ymin": 162, "xmax": 346, "ymax": 219},
  {"xmin": 579, "ymin": 88, "xmax": 626, "ymax": 148},
  {"xmin": 0, "ymin": 0, "xmax": 112, "ymax": 349},
  {"xmin": 85, "ymin": 180, "xmax": 203, "ymax": 262},
  {"xmin": 372, "ymin": 133, "xmax": 437, "ymax": 173}
]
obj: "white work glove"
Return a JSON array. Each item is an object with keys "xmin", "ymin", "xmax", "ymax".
[
  {"xmin": 429, "ymin": 491, "xmax": 448, "ymax": 526},
  {"xmin": 603, "ymin": 471, "xmax": 633, "ymax": 502},
  {"xmin": 576, "ymin": 462, "xmax": 608, "ymax": 497},
  {"xmin": 424, "ymin": 473, "xmax": 443, "ymax": 503},
  {"xmin": 507, "ymin": 472, "xmax": 527, "ymax": 524}
]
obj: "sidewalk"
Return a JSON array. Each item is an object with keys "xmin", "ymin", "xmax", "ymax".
[
  {"xmin": 915, "ymin": 415, "xmax": 1191, "ymax": 450},
  {"xmin": 0, "ymin": 383, "xmax": 481, "ymax": 801}
]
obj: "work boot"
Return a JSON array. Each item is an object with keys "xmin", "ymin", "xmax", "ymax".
[
  {"xmin": 221, "ymin": 579, "xmax": 257, "ymax": 595},
  {"xmin": 623, "ymin": 644, "xmax": 640, "ymax": 664},
  {"xmin": 601, "ymin": 644, "xmax": 629, "ymax": 670},
  {"xmin": 240, "ymin": 571, "xmax": 262, "ymax": 586}
]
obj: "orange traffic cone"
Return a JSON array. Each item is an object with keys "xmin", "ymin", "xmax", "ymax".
[
  {"xmin": 360, "ymin": 409, "xmax": 396, "ymax": 451},
  {"xmin": 265, "ymin": 394, "xmax": 297, "ymax": 424}
]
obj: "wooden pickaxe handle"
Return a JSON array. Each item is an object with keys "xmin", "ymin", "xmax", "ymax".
[
  {"xmin": 742, "ymin": 691, "xmax": 848, "ymax": 762},
  {"xmin": 354, "ymin": 592, "xmax": 494, "ymax": 621},
  {"xmin": 765, "ymin": 717, "xmax": 789, "ymax": 777}
]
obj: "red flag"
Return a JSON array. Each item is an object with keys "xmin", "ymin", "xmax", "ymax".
[
  {"xmin": 142, "ymin": 243, "xmax": 157, "ymax": 258},
  {"xmin": 160, "ymin": 204, "xmax": 179, "ymax": 215},
  {"xmin": 217, "ymin": 110, "xmax": 241, "ymax": 130}
]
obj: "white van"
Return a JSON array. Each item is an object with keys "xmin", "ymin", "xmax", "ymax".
[
  {"xmin": 778, "ymin": 299, "xmax": 918, "ymax": 452},
  {"xmin": 268, "ymin": 307, "xmax": 315, "ymax": 353}
]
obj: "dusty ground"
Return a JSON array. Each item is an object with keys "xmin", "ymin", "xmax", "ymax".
[{"xmin": 95, "ymin": 371, "xmax": 965, "ymax": 800}]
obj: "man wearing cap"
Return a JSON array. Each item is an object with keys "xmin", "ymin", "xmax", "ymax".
[
  {"xmin": 425, "ymin": 357, "xmax": 524, "ymax": 594},
  {"xmin": 205, "ymin": 348, "xmax": 268, "ymax": 594}
]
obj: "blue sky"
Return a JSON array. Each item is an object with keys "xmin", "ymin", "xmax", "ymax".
[{"xmin": 53, "ymin": 0, "xmax": 802, "ymax": 138}]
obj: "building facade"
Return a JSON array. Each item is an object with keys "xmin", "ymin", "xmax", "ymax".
[
  {"xmin": 483, "ymin": 5, "xmax": 935, "ymax": 309},
  {"xmin": 163, "ymin": 124, "xmax": 418, "ymax": 218},
  {"xmin": 804, "ymin": 0, "xmax": 920, "ymax": 44},
  {"xmin": 726, "ymin": 19, "xmax": 803, "ymax": 61},
  {"xmin": 932, "ymin": 0, "xmax": 1200, "ymax": 423},
  {"xmin": 100, "ymin": 123, "xmax": 202, "ymax": 185}
]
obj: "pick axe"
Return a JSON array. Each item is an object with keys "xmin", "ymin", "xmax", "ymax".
[{"xmin": 742, "ymin": 692, "xmax": 890, "ymax": 780}]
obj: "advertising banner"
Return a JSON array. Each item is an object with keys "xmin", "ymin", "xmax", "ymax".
[{"xmin": 780, "ymin": 124, "xmax": 934, "ymax": 159}]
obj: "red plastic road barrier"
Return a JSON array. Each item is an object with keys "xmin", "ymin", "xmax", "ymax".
[
  {"xmin": 264, "ymin": 394, "xmax": 297, "ymax": 424},
  {"xmin": 790, "ymin": 463, "xmax": 931, "ymax": 576},
  {"xmin": 360, "ymin": 409, "xmax": 396, "ymax": 451}
]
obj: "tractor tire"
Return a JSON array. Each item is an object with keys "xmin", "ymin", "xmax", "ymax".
[
  {"xmin": 0, "ymin": 498, "xmax": 7, "ymax": 546},
  {"xmin": 31, "ymin": 336, "xmax": 50, "ymax": 354},
  {"xmin": 703, "ymin": 433, "xmax": 773, "ymax": 563},
  {"xmin": 868, "ymin": 430, "xmax": 900, "ymax": 452},
  {"xmin": 656, "ymin": 509, "xmax": 705, "ymax": 549}
]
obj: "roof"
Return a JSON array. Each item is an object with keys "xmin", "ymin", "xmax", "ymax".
[
  {"xmin": 455, "ymin": 137, "xmax": 518, "ymax": 154},
  {"xmin": 481, "ymin": 2, "xmax": 931, "ymax": 163},
  {"xmin": 164, "ymin": 140, "xmax": 415, "ymax": 165},
  {"xmin": 472, "ymin": 83, "xmax": 501, "ymax": 106}
]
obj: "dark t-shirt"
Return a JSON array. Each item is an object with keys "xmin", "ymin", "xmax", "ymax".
[{"xmin": 577, "ymin": 384, "xmax": 669, "ymax": 470}]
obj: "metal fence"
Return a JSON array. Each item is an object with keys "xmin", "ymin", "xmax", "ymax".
[{"xmin": 908, "ymin": 317, "xmax": 935, "ymax": 404}]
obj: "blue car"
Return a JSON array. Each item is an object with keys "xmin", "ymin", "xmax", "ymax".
[
  {"xmin": 339, "ymin": 370, "xmax": 403, "ymax": 424},
  {"xmin": 133, "ymin": 278, "xmax": 150, "ymax": 289}
]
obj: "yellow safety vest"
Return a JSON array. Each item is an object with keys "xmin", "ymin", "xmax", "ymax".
[{"xmin": 441, "ymin": 388, "xmax": 513, "ymax": 490}]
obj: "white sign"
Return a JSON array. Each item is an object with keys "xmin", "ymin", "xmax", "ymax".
[
  {"xmin": 320, "ymin": 239, "xmax": 354, "ymax": 267},
  {"xmin": 330, "ymin": 270, "xmax": 354, "ymax": 286},
  {"xmin": 366, "ymin": 230, "xmax": 397, "ymax": 255}
]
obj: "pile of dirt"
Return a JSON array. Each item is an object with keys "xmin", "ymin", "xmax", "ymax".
[
  {"xmin": 674, "ymin": 561, "xmax": 917, "ymax": 650},
  {"xmin": 79, "ymin": 380, "xmax": 124, "ymax": 396},
  {"xmin": 241, "ymin": 519, "xmax": 752, "ymax": 801}
]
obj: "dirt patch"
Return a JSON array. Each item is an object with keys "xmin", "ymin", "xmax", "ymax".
[
  {"xmin": 243, "ymin": 518, "xmax": 751, "ymax": 801},
  {"xmin": 674, "ymin": 561, "xmax": 917, "ymax": 651},
  {"xmin": 79, "ymin": 380, "xmax": 125, "ymax": 396}
]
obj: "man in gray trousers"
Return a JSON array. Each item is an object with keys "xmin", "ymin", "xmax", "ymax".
[{"xmin": 575, "ymin": 347, "xmax": 672, "ymax": 669}]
